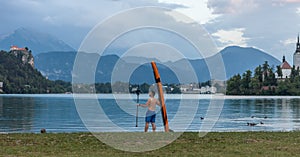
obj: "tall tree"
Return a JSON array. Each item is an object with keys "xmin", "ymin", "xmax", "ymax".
[
  {"xmin": 240, "ymin": 70, "xmax": 252, "ymax": 94},
  {"xmin": 276, "ymin": 65, "xmax": 283, "ymax": 79},
  {"xmin": 226, "ymin": 74, "xmax": 241, "ymax": 95},
  {"xmin": 254, "ymin": 65, "xmax": 263, "ymax": 82},
  {"xmin": 291, "ymin": 65, "xmax": 297, "ymax": 81}
]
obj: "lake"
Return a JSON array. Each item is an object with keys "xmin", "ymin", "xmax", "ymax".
[{"xmin": 1, "ymin": 94, "xmax": 300, "ymax": 133}]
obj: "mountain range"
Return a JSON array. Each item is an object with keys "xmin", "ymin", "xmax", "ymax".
[
  {"xmin": 0, "ymin": 28, "xmax": 281, "ymax": 83},
  {"xmin": 35, "ymin": 46, "xmax": 281, "ymax": 84},
  {"xmin": 0, "ymin": 28, "xmax": 74, "ymax": 56}
]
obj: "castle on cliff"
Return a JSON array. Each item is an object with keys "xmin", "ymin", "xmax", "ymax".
[{"xmin": 9, "ymin": 45, "xmax": 34, "ymax": 68}]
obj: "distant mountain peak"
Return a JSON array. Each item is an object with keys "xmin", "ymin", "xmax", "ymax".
[
  {"xmin": 0, "ymin": 27, "xmax": 74, "ymax": 56},
  {"xmin": 221, "ymin": 46, "xmax": 261, "ymax": 54}
]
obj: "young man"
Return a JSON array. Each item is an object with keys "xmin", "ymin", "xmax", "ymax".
[{"xmin": 137, "ymin": 91, "xmax": 161, "ymax": 132}]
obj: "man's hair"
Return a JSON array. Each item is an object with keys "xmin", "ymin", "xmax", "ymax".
[{"xmin": 150, "ymin": 91, "xmax": 155, "ymax": 96}]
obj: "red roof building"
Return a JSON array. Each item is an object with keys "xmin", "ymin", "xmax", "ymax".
[
  {"xmin": 10, "ymin": 45, "xmax": 26, "ymax": 51},
  {"xmin": 277, "ymin": 56, "xmax": 292, "ymax": 79},
  {"xmin": 281, "ymin": 61, "xmax": 292, "ymax": 69}
]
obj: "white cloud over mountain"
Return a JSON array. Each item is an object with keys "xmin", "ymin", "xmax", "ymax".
[{"xmin": 212, "ymin": 28, "xmax": 248, "ymax": 49}]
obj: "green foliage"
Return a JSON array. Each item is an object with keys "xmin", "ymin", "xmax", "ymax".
[
  {"xmin": 226, "ymin": 74, "xmax": 241, "ymax": 95},
  {"xmin": 95, "ymin": 83, "xmax": 112, "ymax": 93},
  {"xmin": 226, "ymin": 61, "xmax": 300, "ymax": 95},
  {"xmin": 0, "ymin": 50, "xmax": 71, "ymax": 94},
  {"xmin": 165, "ymin": 83, "xmax": 181, "ymax": 94},
  {"xmin": 276, "ymin": 65, "xmax": 283, "ymax": 79}
]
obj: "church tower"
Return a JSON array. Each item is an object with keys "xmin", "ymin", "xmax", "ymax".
[{"xmin": 293, "ymin": 34, "xmax": 300, "ymax": 68}]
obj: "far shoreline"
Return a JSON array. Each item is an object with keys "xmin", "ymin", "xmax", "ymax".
[{"xmin": 1, "ymin": 93, "xmax": 300, "ymax": 100}]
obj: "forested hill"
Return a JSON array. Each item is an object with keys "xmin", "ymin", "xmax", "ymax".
[{"xmin": 0, "ymin": 50, "xmax": 71, "ymax": 94}]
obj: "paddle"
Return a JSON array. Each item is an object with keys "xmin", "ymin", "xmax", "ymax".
[{"xmin": 135, "ymin": 87, "xmax": 141, "ymax": 127}]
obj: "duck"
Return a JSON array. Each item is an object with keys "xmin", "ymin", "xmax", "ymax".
[
  {"xmin": 200, "ymin": 117, "xmax": 204, "ymax": 120},
  {"xmin": 40, "ymin": 128, "xmax": 46, "ymax": 133},
  {"xmin": 247, "ymin": 122, "xmax": 257, "ymax": 126}
]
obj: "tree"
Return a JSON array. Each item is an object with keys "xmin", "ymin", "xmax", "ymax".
[
  {"xmin": 276, "ymin": 65, "xmax": 283, "ymax": 79},
  {"xmin": 262, "ymin": 61, "xmax": 269, "ymax": 73},
  {"xmin": 240, "ymin": 70, "xmax": 252, "ymax": 94},
  {"xmin": 254, "ymin": 65, "xmax": 263, "ymax": 82},
  {"xmin": 0, "ymin": 50, "xmax": 72, "ymax": 94},
  {"xmin": 249, "ymin": 77, "xmax": 261, "ymax": 95},
  {"xmin": 226, "ymin": 74, "xmax": 241, "ymax": 95},
  {"xmin": 291, "ymin": 65, "xmax": 297, "ymax": 80}
]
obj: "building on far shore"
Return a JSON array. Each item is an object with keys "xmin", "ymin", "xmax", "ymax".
[
  {"xmin": 9, "ymin": 45, "xmax": 34, "ymax": 68},
  {"xmin": 179, "ymin": 83, "xmax": 217, "ymax": 94},
  {"xmin": 293, "ymin": 34, "xmax": 300, "ymax": 69},
  {"xmin": 276, "ymin": 34, "xmax": 300, "ymax": 79},
  {"xmin": 278, "ymin": 56, "xmax": 292, "ymax": 79},
  {"xmin": 10, "ymin": 45, "xmax": 27, "ymax": 51}
]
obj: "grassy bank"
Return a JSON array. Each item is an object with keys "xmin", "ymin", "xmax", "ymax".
[{"xmin": 1, "ymin": 132, "xmax": 300, "ymax": 157}]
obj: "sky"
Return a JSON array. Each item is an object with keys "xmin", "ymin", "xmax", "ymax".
[{"xmin": 1, "ymin": 0, "xmax": 300, "ymax": 62}]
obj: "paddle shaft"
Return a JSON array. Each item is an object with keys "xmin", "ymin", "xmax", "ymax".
[{"xmin": 135, "ymin": 92, "xmax": 139, "ymax": 127}]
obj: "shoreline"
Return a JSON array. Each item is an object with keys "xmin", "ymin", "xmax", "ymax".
[
  {"xmin": 1, "ymin": 130, "xmax": 300, "ymax": 134},
  {"xmin": 1, "ymin": 93, "xmax": 300, "ymax": 99},
  {"xmin": 2, "ymin": 128, "xmax": 300, "ymax": 135}
]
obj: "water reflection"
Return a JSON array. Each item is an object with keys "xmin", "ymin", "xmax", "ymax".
[
  {"xmin": 1, "ymin": 95, "xmax": 300, "ymax": 133},
  {"xmin": 0, "ymin": 97, "xmax": 35, "ymax": 132},
  {"xmin": 0, "ymin": 96, "xmax": 86, "ymax": 133}
]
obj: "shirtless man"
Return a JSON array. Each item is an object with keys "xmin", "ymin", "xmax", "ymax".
[{"xmin": 137, "ymin": 91, "xmax": 161, "ymax": 132}]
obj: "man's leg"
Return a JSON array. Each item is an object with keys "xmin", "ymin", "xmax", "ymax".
[
  {"xmin": 151, "ymin": 123, "xmax": 156, "ymax": 132},
  {"xmin": 145, "ymin": 122, "xmax": 149, "ymax": 132}
]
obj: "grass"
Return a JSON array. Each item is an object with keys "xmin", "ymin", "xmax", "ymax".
[{"xmin": 1, "ymin": 132, "xmax": 300, "ymax": 157}]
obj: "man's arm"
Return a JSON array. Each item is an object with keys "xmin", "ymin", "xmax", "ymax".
[
  {"xmin": 156, "ymin": 99, "xmax": 161, "ymax": 107},
  {"xmin": 137, "ymin": 99, "xmax": 150, "ymax": 107}
]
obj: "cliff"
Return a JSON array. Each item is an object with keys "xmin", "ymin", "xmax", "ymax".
[{"xmin": 0, "ymin": 50, "xmax": 71, "ymax": 94}]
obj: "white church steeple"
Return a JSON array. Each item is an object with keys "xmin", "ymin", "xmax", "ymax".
[{"xmin": 293, "ymin": 33, "xmax": 300, "ymax": 68}]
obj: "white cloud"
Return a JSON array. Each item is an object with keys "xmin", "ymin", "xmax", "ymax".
[
  {"xmin": 280, "ymin": 0, "xmax": 300, "ymax": 3},
  {"xmin": 158, "ymin": 0, "xmax": 218, "ymax": 24},
  {"xmin": 208, "ymin": 0, "xmax": 300, "ymax": 15},
  {"xmin": 212, "ymin": 28, "xmax": 248, "ymax": 48},
  {"xmin": 164, "ymin": 10, "xmax": 195, "ymax": 23},
  {"xmin": 207, "ymin": 0, "xmax": 258, "ymax": 14},
  {"xmin": 205, "ymin": 0, "xmax": 300, "ymax": 61},
  {"xmin": 42, "ymin": 16, "xmax": 59, "ymax": 25},
  {"xmin": 281, "ymin": 38, "xmax": 297, "ymax": 46}
]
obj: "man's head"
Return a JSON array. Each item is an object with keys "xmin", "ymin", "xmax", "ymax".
[{"xmin": 149, "ymin": 91, "xmax": 155, "ymax": 97}]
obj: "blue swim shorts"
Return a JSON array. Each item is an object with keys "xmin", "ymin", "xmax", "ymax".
[{"xmin": 145, "ymin": 110, "xmax": 156, "ymax": 123}]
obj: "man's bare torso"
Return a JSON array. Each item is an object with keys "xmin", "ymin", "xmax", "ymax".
[{"xmin": 147, "ymin": 98, "xmax": 160, "ymax": 111}]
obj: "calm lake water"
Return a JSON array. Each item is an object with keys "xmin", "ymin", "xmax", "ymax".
[{"xmin": 1, "ymin": 94, "xmax": 300, "ymax": 133}]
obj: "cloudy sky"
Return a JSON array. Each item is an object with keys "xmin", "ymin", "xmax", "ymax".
[{"xmin": 1, "ymin": 0, "xmax": 300, "ymax": 62}]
